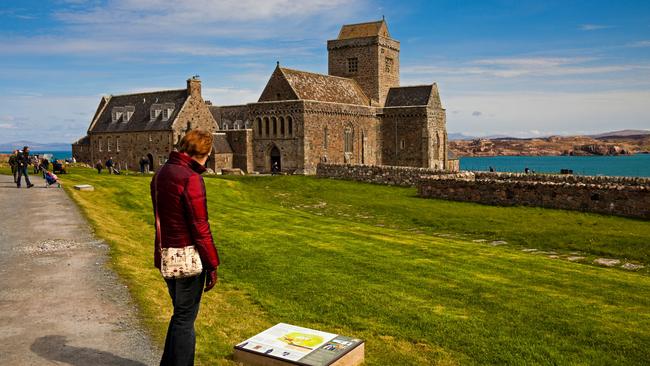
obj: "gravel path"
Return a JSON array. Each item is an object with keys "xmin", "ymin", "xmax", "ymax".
[{"xmin": 0, "ymin": 174, "xmax": 158, "ymax": 365}]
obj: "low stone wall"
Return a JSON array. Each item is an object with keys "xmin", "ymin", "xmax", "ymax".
[
  {"xmin": 316, "ymin": 163, "xmax": 463, "ymax": 187},
  {"xmin": 418, "ymin": 173, "xmax": 650, "ymax": 219}
]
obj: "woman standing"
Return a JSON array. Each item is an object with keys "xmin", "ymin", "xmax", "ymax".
[{"xmin": 151, "ymin": 129, "xmax": 220, "ymax": 366}]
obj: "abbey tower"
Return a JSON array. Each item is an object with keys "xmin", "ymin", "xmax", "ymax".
[{"xmin": 327, "ymin": 20, "xmax": 400, "ymax": 106}]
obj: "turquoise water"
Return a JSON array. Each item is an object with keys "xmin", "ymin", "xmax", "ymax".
[
  {"xmin": 1, "ymin": 150, "xmax": 73, "ymax": 160},
  {"xmin": 460, "ymin": 154, "xmax": 650, "ymax": 177}
]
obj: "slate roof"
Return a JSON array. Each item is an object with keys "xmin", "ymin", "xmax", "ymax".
[
  {"xmin": 212, "ymin": 133, "xmax": 233, "ymax": 154},
  {"xmin": 384, "ymin": 85, "xmax": 435, "ymax": 107},
  {"xmin": 279, "ymin": 67, "xmax": 370, "ymax": 105},
  {"xmin": 338, "ymin": 20, "xmax": 389, "ymax": 39},
  {"xmin": 73, "ymin": 135, "xmax": 90, "ymax": 145},
  {"xmin": 89, "ymin": 89, "xmax": 188, "ymax": 133}
]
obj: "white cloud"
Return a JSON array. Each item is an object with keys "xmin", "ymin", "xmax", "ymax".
[
  {"xmin": 628, "ymin": 40, "xmax": 650, "ymax": 48},
  {"xmin": 579, "ymin": 24, "xmax": 612, "ymax": 31},
  {"xmin": 445, "ymin": 90, "xmax": 650, "ymax": 137},
  {"xmin": 0, "ymin": 123, "xmax": 17, "ymax": 129},
  {"xmin": 403, "ymin": 57, "xmax": 650, "ymax": 79}
]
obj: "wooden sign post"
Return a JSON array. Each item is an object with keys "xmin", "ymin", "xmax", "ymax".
[{"xmin": 234, "ymin": 323, "xmax": 365, "ymax": 366}]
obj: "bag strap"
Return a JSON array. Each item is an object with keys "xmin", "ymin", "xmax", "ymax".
[{"xmin": 154, "ymin": 172, "xmax": 162, "ymax": 253}]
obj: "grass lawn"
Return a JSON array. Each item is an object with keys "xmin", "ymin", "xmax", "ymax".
[{"xmin": 12, "ymin": 166, "xmax": 650, "ymax": 365}]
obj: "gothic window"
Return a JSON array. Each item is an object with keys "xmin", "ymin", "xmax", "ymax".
[
  {"xmin": 264, "ymin": 117, "xmax": 270, "ymax": 136},
  {"xmin": 272, "ymin": 117, "xmax": 277, "ymax": 136},
  {"xmin": 347, "ymin": 57, "xmax": 358, "ymax": 73},
  {"xmin": 385, "ymin": 57, "xmax": 393, "ymax": 73},
  {"xmin": 257, "ymin": 118, "xmax": 262, "ymax": 136},
  {"xmin": 323, "ymin": 127, "xmax": 328, "ymax": 149},
  {"xmin": 344, "ymin": 127, "xmax": 353, "ymax": 153},
  {"xmin": 288, "ymin": 116, "xmax": 293, "ymax": 136},
  {"xmin": 279, "ymin": 117, "xmax": 285, "ymax": 136}
]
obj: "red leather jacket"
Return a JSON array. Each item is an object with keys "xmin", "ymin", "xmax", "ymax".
[{"xmin": 151, "ymin": 151, "xmax": 219, "ymax": 271}]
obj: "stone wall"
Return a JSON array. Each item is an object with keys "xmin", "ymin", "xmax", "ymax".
[
  {"xmin": 418, "ymin": 172, "xmax": 650, "ymax": 219},
  {"xmin": 225, "ymin": 129, "xmax": 254, "ymax": 173},
  {"xmin": 316, "ymin": 163, "xmax": 460, "ymax": 187}
]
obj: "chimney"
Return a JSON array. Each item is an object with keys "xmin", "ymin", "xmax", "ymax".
[{"xmin": 187, "ymin": 75, "xmax": 201, "ymax": 98}]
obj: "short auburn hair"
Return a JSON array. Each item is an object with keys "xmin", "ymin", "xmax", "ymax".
[{"xmin": 178, "ymin": 129, "xmax": 213, "ymax": 157}]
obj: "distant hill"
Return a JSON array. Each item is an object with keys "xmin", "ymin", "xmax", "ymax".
[
  {"xmin": 448, "ymin": 132, "xmax": 476, "ymax": 141},
  {"xmin": 590, "ymin": 129, "xmax": 650, "ymax": 139},
  {"xmin": 0, "ymin": 141, "xmax": 71, "ymax": 151}
]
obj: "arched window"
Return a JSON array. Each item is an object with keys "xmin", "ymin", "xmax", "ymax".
[
  {"xmin": 234, "ymin": 121, "xmax": 242, "ymax": 129},
  {"xmin": 344, "ymin": 127, "xmax": 353, "ymax": 153},
  {"xmin": 288, "ymin": 116, "xmax": 293, "ymax": 136},
  {"xmin": 257, "ymin": 118, "xmax": 262, "ymax": 136},
  {"xmin": 245, "ymin": 120, "xmax": 251, "ymax": 129},
  {"xmin": 264, "ymin": 117, "xmax": 269, "ymax": 137},
  {"xmin": 272, "ymin": 117, "xmax": 277, "ymax": 136},
  {"xmin": 323, "ymin": 127, "xmax": 328, "ymax": 149},
  {"xmin": 279, "ymin": 116, "xmax": 285, "ymax": 136}
]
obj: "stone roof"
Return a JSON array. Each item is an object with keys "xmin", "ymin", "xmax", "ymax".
[
  {"xmin": 209, "ymin": 105, "xmax": 248, "ymax": 128},
  {"xmin": 212, "ymin": 133, "xmax": 233, "ymax": 154},
  {"xmin": 338, "ymin": 20, "xmax": 389, "ymax": 39},
  {"xmin": 73, "ymin": 135, "xmax": 90, "ymax": 145},
  {"xmin": 279, "ymin": 67, "xmax": 370, "ymax": 105},
  {"xmin": 384, "ymin": 85, "xmax": 435, "ymax": 107},
  {"xmin": 89, "ymin": 89, "xmax": 188, "ymax": 133}
]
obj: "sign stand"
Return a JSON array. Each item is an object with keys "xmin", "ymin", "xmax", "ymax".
[{"xmin": 233, "ymin": 323, "xmax": 365, "ymax": 366}]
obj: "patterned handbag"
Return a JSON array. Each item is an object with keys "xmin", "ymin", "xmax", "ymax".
[{"xmin": 154, "ymin": 172, "xmax": 203, "ymax": 279}]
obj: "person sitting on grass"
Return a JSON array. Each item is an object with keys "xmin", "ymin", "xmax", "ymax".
[{"xmin": 44, "ymin": 171, "xmax": 61, "ymax": 188}]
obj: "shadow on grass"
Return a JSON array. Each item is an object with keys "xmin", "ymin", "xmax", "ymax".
[{"xmin": 31, "ymin": 335, "xmax": 147, "ymax": 366}]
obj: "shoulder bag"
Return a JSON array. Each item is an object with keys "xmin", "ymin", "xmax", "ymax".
[{"xmin": 154, "ymin": 171, "xmax": 203, "ymax": 279}]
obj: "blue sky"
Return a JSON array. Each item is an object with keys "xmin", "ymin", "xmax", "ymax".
[{"xmin": 1, "ymin": 0, "xmax": 649, "ymax": 143}]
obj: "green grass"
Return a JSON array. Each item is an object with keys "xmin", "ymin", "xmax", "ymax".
[{"xmin": 14, "ymin": 167, "xmax": 650, "ymax": 365}]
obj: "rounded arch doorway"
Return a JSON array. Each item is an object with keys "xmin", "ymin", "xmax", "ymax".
[
  {"xmin": 269, "ymin": 145, "xmax": 281, "ymax": 174},
  {"xmin": 147, "ymin": 153, "xmax": 154, "ymax": 171}
]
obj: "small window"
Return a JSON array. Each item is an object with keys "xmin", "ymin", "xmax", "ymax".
[
  {"xmin": 288, "ymin": 116, "xmax": 293, "ymax": 136},
  {"xmin": 112, "ymin": 107, "xmax": 124, "ymax": 123},
  {"xmin": 257, "ymin": 118, "xmax": 262, "ymax": 136},
  {"xmin": 272, "ymin": 117, "xmax": 277, "ymax": 136},
  {"xmin": 347, "ymin": 57, "xmax": 358, "ymax": 73},
  {"xmin": 116, "ymin": 137, "xmax": 120, "ymax": 152},
  {"xmin": 385, "ymin": 57, "xmax": 393, "ymax": 73},
  {"xmin": 344, "ymin": 127, "xmax": 353, "ymax": 153},
  {"xmin": 107, "ymin": 137, "xmax": 112, "ymax": 152},
  {"xmin": 162, "ymin": 103, "xmax": 174, "ymax": 121},
  {"xmin": 264, "ymin": 117, "xmax": 270, "ymax": 136},
  {"xmin": 149, "ymin": 133, "xmax": 152, "ymax": 142},
  {"xmin": 150, "ymin": 104, "xmax": 162, "ymax": 121},
  {"xmin": 279, "ymin": 117, "xmax": 285, "ymax": 136},
  {"xmin": 323, "ymin": 127, "xmax": 328, "ymax": 149},
  {"xmin": 124, "ymin": 106, "xmax": 135, "ymax": 122},
  {"xmin": 98, "ymin": 138, "xmax": 103, "ymax": 152},
  {"xmin": 400, "ymin": 139, "xmax": 405, "ymax": 150}
]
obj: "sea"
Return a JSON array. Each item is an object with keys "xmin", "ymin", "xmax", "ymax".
[
  {"xmin": 1, "ymin": 150, "xmax": 73, "ymax": 161},
  {"xmin": 460, "ymin": 154, "xmax": 650, "ymax": 177},
  {"xmin": 3, "ymin": 150, "xmax": 648, "ymax": 177}
]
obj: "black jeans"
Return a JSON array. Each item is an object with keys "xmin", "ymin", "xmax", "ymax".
[
  {"xmin": 161, "ymin": 271, "xmax": 205, "ymax": 366},
  {"xmin": 16, "ymin": 166, "xmax": 32, "ymax": 187}
]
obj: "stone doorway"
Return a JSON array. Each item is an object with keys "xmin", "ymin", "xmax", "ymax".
[
  {"xmin": 270, "ymin": 145, "xmax": 281, "ymax": 173},
  {"xmin": 147, "ymin": 153, "xmax": 154, "ymax": 170}
]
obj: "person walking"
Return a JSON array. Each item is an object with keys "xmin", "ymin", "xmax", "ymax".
[
  {"xmin": 8, "ymin": 149, "xmax": 19, "ymax": 183},
  {"xmin": 95, "ymin": 160, "xmax": 103, "ymax": 174},
  {"xmin": 139, "ymin": 156, "xmax": 148, "ymax": 174},
  {"xmin": 151, "ymin": 129, "xmax": 219, "ymax": 366},
  {"xmin": 16, "ymin": 146, "xmax": 34, "ymax": 188},
  {"xmin": 106, "ymin": 157, "xmax": 114, "ymax": 174}
]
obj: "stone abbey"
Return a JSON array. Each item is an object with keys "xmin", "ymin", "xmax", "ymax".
[{"xmin": 73, "ymin": 19, "xmax": 458, "ymax": 174}]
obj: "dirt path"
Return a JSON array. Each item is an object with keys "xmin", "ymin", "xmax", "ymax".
[{"xmin": 0, "ymin": 174, "xmax": 158, "ymax": 365}]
